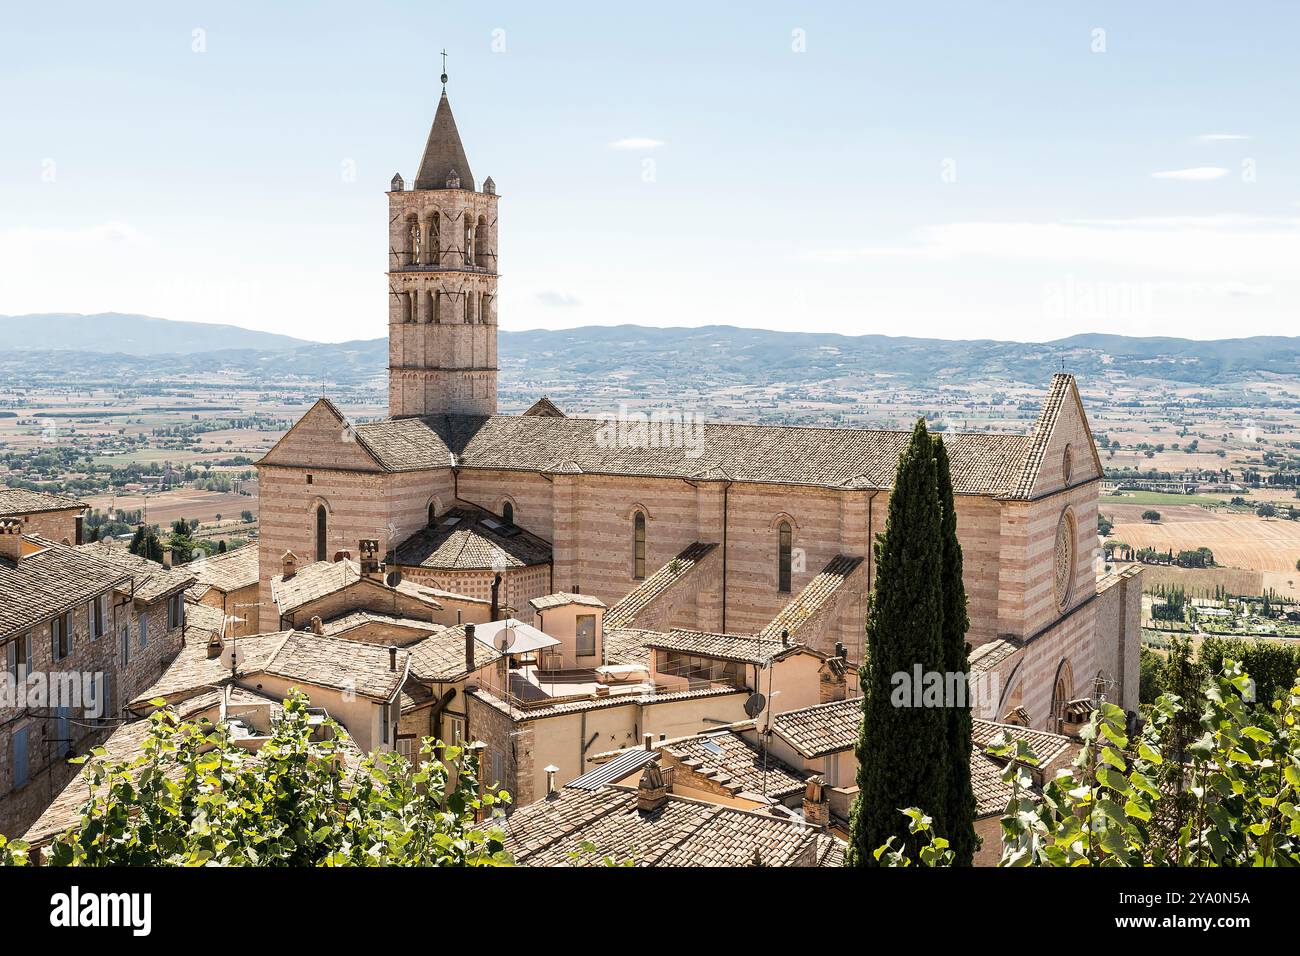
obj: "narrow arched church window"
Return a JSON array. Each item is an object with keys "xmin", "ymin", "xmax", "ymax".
[
  {"xmin": 777, "ymin": 521, "xmax": 792, "ymax": 592},
  {"xmin": 633, "ymin": 511, "xmax": 646, "ymax": 580},
  {"xmin": 408, "ymin": 220, "xmax": 420, "ymax": 264},
  {"xmin": 475, "ymin": 215, "xmax": 488, "ymax": 265},
  {"xmin": 428, "ymin": 503, "xmax": 436, "ymax": 527},
  {"xmin": 315, "ymin": 505, "xmax": 327, "ymax": 563},
  {"xmin": 502, "ymin": 501, "xmax": 514, "ymax": 525},
  {"xmin": 464, "ymin": 220, "xmax": 473, "ymax": 266}
]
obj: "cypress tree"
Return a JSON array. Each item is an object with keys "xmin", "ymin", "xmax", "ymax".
[
  {"xmin": 847, "ymin": 419, "xmax": 949, "ymax": 865},
  {"xmin": 934, "ymin": 435, "xmax": 977, "ymax": 865}
]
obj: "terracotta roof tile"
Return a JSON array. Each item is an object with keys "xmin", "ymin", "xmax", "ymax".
[
  {"xmin": 769, "ymin": 697, "xmax": 862, "ymax": 759},
  {"xmin": 758, "ymin": 554, "xmax": 864, "ymax": 643},
  {"xmin": 505, "ymin": 786, "xmax": 820, "ymax": 866},
  {"xmin": 604, "ymin": 543, "xmax": 717, "ymax": 631},
  {"xmin": 0, "ymin": 536, "xmax": 132, "ymax": 639},
  {"xmin": 0, "ymin": 488, "xmax": 85, "ymax": 517},
  {"xmin": 393, "ymin": 507, "xmax": 550, "ymax": 571},
  {"xmin": 348, "ymin": 414, "xmax": 1032, "ymax": 495}
]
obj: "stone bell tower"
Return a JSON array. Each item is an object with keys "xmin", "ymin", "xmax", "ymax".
[{"xmin": 387, "ymin": 72, "xmax": 498, "ymax": 418}]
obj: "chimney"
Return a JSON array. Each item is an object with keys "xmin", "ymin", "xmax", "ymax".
[
  {"xmin": 281, "ymin": 550, "xmax": 298, "ymax": 580},
  {"xmin": 803, "ymin": 775, "xmax": 831, "ymax": 829},
  {"xmin": 781, "ymin": 628, "xmax": 789, "ymax": 647},
  {"xmin": 388, "ymin": 645, "xmax": 398, "ymax": 672},
  {"xmin": 834, "ymin": 641, "xmax": 846, "ymax": 660},
  {"xmin": 0, "ymin": 519, "xmax": 22, "ymax": 562},
  {"xmin": 464, "ymin": 622, "xmax": 476, "ymax": 672},
  {"xmin": 636, "ymin": 761, "xmax": 669, "ymax": 813},
  {"xmin": 489, "ymin": 573, "xmax": 502, "ymax": 621},
  {"xmin": 544, "ymin": 764, "xmax": 560, "ymax": 798},
  {"xmin": 162, "ymin": 546, "xmax": 173, "ymax": 569},
  {"xmin": 358, "ymin": 539, "xmax": 381, "ymax": 579},
  {"xmin": 643, "ymin": 732, "xmax": 653, "ymax": 751},
  {"xmin": 74, "ymin": 513, "xmax": 84, "ymax": 546},
  {"xmin": 206, "ymin": 633, "xmax": 224, "ymax": 659},
  {"xmin": 309, "ymin": 615, "xmax": 323, "ymax": 635}
]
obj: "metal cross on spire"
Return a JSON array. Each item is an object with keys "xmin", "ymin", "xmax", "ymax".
[{"xmin": 440, "ymin": 49, "xmax": 448, "ymax": 90}]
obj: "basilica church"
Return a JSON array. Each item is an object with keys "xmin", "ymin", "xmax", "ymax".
[{"xmin": 256, "ymin": 83, "xmax": 1140, "ymax": 734}]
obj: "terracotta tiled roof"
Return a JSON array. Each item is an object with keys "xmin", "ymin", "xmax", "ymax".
[
  {"xmin": 758, "ymin": 554, "xmax": 864, "ymax": 642},
  {"xmin": 259, "ymin": 631, "xmax": 409, "ymax": 701},
  {"xmin": 185, "ymin": 543, "xmax": 260, "ymax": 595},
  {"xmin": 604, "ymin": 542, "xmax": 717, "ymax": 630},
  {"xmin": 183, "ymin": 600, "xmax": 227, "ymax": 645},
  {"xmin": 661, "ymin": 729, "xmax": 808, "ymax": 800},
  {"xmin": 769, "ymin": 697, "xmax": 861, "ymax": 759},
  {"xmin": 522, "ymin": 396, "xmax": 565, "ymax": 418},
  {"xmin": 348, "ymin": 413, "xmax": 1032, "ymax": 495},
  {"xmin": 529, "ymin": 591, "xmax": 606, "ymax": 612},
  {"xmin": 0, "ymin": 537, "xmax": 132, "ymax": 639},
  {"xmin": 642, "ymin": 628, "xmax": 813, "ymax": 666},
  {"xmin": 270, "ymin": 558, "xmax": 444, "ymax": 616},
  {"xmin": 407, "ymin": 624, "xmax": 503, "ymax": 682},
  {"xmin": 76, "ymin": 540, "xmax": 196, "ymax": 604},
  {"xmin": 816, "ymin": 833, "xmax": 848, "ymax": 867},
  {"xmin": 971, "ymin": 749, "xmax": 1016, "ymax": 817},
  {"xmin": 393, "ymin": 508, "xmax": 551, "ymax": 571},
  {"xmin": 128, "ymin": 631, "xmax": 292, "ymax": 709},
  {"xmin": 0, "ymin": 488, "xmax": 85, "ymax": 517},
  {"xmin": 971, "ymin": 718, "xmax": 1074, "ymax": 769},
  {"xmin": 505, "ymin": 786, "xmax": 821, "ymax": 866},
  {"xmin": 968, "ymin": 637, "xmax": 1022, "ymax": 674},
  {"xmin": 319, "ymin": 610, "xmax": 441, "ymax": 642},
  {"xmin": 601, "ymin": 626, "xmax": 660, "ymax": 668}
]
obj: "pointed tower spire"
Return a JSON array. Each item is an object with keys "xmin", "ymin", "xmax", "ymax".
[{"xmin": 414, "ymin": 82, "xmax": 474, "ymax": 191}]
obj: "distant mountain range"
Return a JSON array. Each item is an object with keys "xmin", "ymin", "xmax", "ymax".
[{"xmin": 3, "ymin": 313, "xmax": 1299, "ymax": 388}]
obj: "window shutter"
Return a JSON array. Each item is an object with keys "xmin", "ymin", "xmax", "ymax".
[
  {"xmin": 139, "ymin": 617, "xmax": 148, "ymax": 649},
  {"xmin": 52, "ymin": 620, "xmax": 59, "ymax": 662},
  {"xmin": 5, "ymin": 641, "xmax": 14, "ymax": 677},
  {"xmin": 23, "ymin": 633, "xmax": 31, "ymax": 678}
]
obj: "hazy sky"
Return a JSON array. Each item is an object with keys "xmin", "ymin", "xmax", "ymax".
[{"xmin": 3, "ymin": 1, "xmax": 1299, "ymax": 343}]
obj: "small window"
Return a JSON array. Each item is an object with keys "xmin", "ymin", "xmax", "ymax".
[
  {"xmin": 51, "ymin": 612, "xmax": 72, "ymax": 662},
  {"xmin": 777, "ymin": 521, "xmax": 793, "ymax": 593},
  {"xmin": 91, "ymin": 594, "xmax": 106, "ymax": 639},
  {"xmin": 380, "ymin": 703, "xmax": 391, "ymax": 745},
  {"xmin": 6, "ymin": 632, "xmax": 31, "ymax": 682},
  {"xmin": 575, "ymin": 614, "xmax": 597, "ymax": 658},
  {"xmin": 463, "ymin": 293, "xmax": 472, "ymax": 323},
  {"xmin": 633, "ymin": 512, "xmax": 646, "ymax": 580},
  {"xmin": 139, "ymin": 617, "xmax": 148, "ymax": 649},
  {"xmin": 502, "ymin": 501, "xmax": 514, "ymax": 525},
  {"xmin": 447, "ymin": 715, "xmax": 465, "ymax": 744},
  {"xmin": 12, "ymin": 727, "xmax": 29, "ymax": 789},
  {"xmin": 428, "ymin": 503, "xmax": 437, "ymax": 527},
  {"xmin": 492, "ymin": 750, "xmax": 505, "ymax": 788}
]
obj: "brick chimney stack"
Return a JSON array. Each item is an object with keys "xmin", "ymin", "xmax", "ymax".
[
  {"xmin": 803, "ymin": 776, "xmax": 830, "ymax": 829},
  {"xmin": 636, "ymin": 761, "xmax": 670, "ymax": 814},
  {"xmin": 464, "ymin": 622, "xmax": 476, "ymax": 672},
  {"xmin": 0, "ymin": 519, "xmax": 22, "ymax": 562}
]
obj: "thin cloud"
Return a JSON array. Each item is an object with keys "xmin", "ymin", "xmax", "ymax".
[
  {"xmin": 1196, "ymin": 133, "xmax": 1251, "ymax": 142},
  {"xmin": 608, "ymin": 137, "xmax": 665, "ymax": 150},
  {"xmin": 1151, "ymin": 167, "xmax": 1229, "ymax": 181},
  {"xmin": 803, "ymin": 216, "xmax": 1300, "ymax": 277},
  {"xmin": 536, "ymin": 291, "xmax": 581, "ymax": 308}
]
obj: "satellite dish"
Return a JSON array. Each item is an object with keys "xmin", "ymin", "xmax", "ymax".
[
  {"xmin": 385, "ymin": 569, "xmax": 403, "ymax": 587},
  {"xmin": 743, "ymin": 692, "xmax": 766, "ymax": 719}
]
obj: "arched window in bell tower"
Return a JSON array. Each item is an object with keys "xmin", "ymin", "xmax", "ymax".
[
  {"xmin": 475, "ymin": 215, "xmax": 488, "ymax": 266},
  {"xmin": 433, "ymin": 290, "xmax": 441, "ymax": 324},
  {"xmin": 428, "ymin": 212, "xmax": 440, "ymax": 266},
  {"xmin": 480, "ymin": 292, "xmax": 490, "ymax": 324},
  {"xmin": 463, "ymin": 292, "xmax": 472, "ymax": 323},
  {"xmin": 407, "ymin": 218, "xmax": 420, "ymax": 265},
  {"xmin": 464, "ymin": 219, "xmax": 473, "ymax": 267}
]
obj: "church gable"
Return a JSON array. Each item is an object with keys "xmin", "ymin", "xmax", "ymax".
[
  {"xmin": 258, "ymin": 399, "xmax": 385, "ymax": 473},
  {"xmin": 1012, "ymin": 375, "xmax": 1104, "ymax": 499}
]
